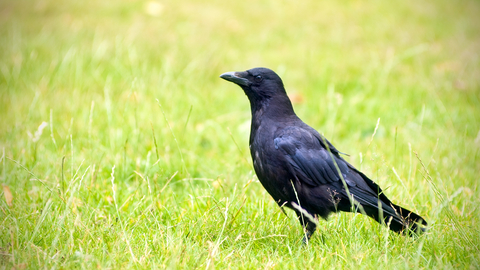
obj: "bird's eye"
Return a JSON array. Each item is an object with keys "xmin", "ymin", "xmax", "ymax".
[{"xmin": 254, "ymin": 75, "xmax": 263, "ymax": 83}]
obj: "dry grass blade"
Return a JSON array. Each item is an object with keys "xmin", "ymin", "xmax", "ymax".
[
  {"xmin": 414, "ymin": 151, "xmax": 478, "ymax": 252},
  {"xmin": 2, "ymin": 185, "xmax": 13, "ymax": 207}
]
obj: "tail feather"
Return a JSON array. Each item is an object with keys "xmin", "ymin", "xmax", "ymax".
[
  {"xmin": 348, "ymin": 170, "xmax": 428, "ymax": 234},
  {"xmin": 387, "ymin": 203, "xmax": 428, "ymax": 233},
  {"xmin": 348, "ymin": 186, "xmax": 427, "ymax": 234}
]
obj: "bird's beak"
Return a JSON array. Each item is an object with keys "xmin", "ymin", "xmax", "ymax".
[{"xmin": 219, "ymin": 71, "xmax": 250, "ymax": 87}]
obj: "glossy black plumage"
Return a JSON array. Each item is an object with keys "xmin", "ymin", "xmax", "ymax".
[{"xmin": 220, "ymin": 67, "xmax": 427, "ymax": 242}]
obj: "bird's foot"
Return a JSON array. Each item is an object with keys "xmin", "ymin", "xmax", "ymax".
[{"xmin": 301, "ymin": 231, "xmax": 313, "ymax": 246}]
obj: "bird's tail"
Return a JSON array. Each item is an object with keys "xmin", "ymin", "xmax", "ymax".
[
  {"xmin": 365, "ymin": 199, "xmax": 427, "ymax": 234},
  {"xmin": 349, "ymin": 185, "xmax": 428, "ymax": 234}
]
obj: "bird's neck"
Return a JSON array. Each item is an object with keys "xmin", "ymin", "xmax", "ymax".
[{"xmin": 249, "ymin": 95, "xmax": 296, "ymax": 138}]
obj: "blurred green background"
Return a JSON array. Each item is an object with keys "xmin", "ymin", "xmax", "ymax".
[{"xmin": 0, "ymin": 0, "xmax": 479, "ymax": 269}]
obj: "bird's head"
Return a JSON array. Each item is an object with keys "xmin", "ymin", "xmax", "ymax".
[{"xmin": 220, "ymin": 67, "xmax": 287, "ymax": 101}]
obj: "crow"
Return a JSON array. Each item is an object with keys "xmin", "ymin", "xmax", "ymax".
[{"xmin": 220, "ymin": 67, "xmax": 427, "ymax": 243}]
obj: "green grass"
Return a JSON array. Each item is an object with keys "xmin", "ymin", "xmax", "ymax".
[{"xmin": 1, "ymin": 0, "xmax": 479, "ymax": 268}]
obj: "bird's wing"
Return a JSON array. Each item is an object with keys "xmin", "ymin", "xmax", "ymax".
[{"xmin": 273, "ymin": 127, "xmax": 353, "ymax": 187}]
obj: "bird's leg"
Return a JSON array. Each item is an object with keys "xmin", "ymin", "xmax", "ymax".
[
  {"xmin": 301, "ymin": 220, "xmax": 317, "ymax": 245},
  {"xmin": 276, "ymin": 200, "xmax": 289, "ymax": 217},
  {"xmin": 291, "ymin": 202, "xmax": 318, "ymax": 245}
]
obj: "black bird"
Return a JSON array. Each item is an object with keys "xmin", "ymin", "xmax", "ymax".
[{"xmin": 220, "ymin": 67, "xmax": 427, "ymax": 243}]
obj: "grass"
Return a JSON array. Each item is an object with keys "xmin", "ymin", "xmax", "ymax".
[{"xmin": 0, "ymin": 0, "xmax": 479, "ymax": 268}]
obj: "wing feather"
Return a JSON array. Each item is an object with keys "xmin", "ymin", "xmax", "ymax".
[{"xmin": 274, "ymin": 128, "xmax": 350, "ymax": 187}]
